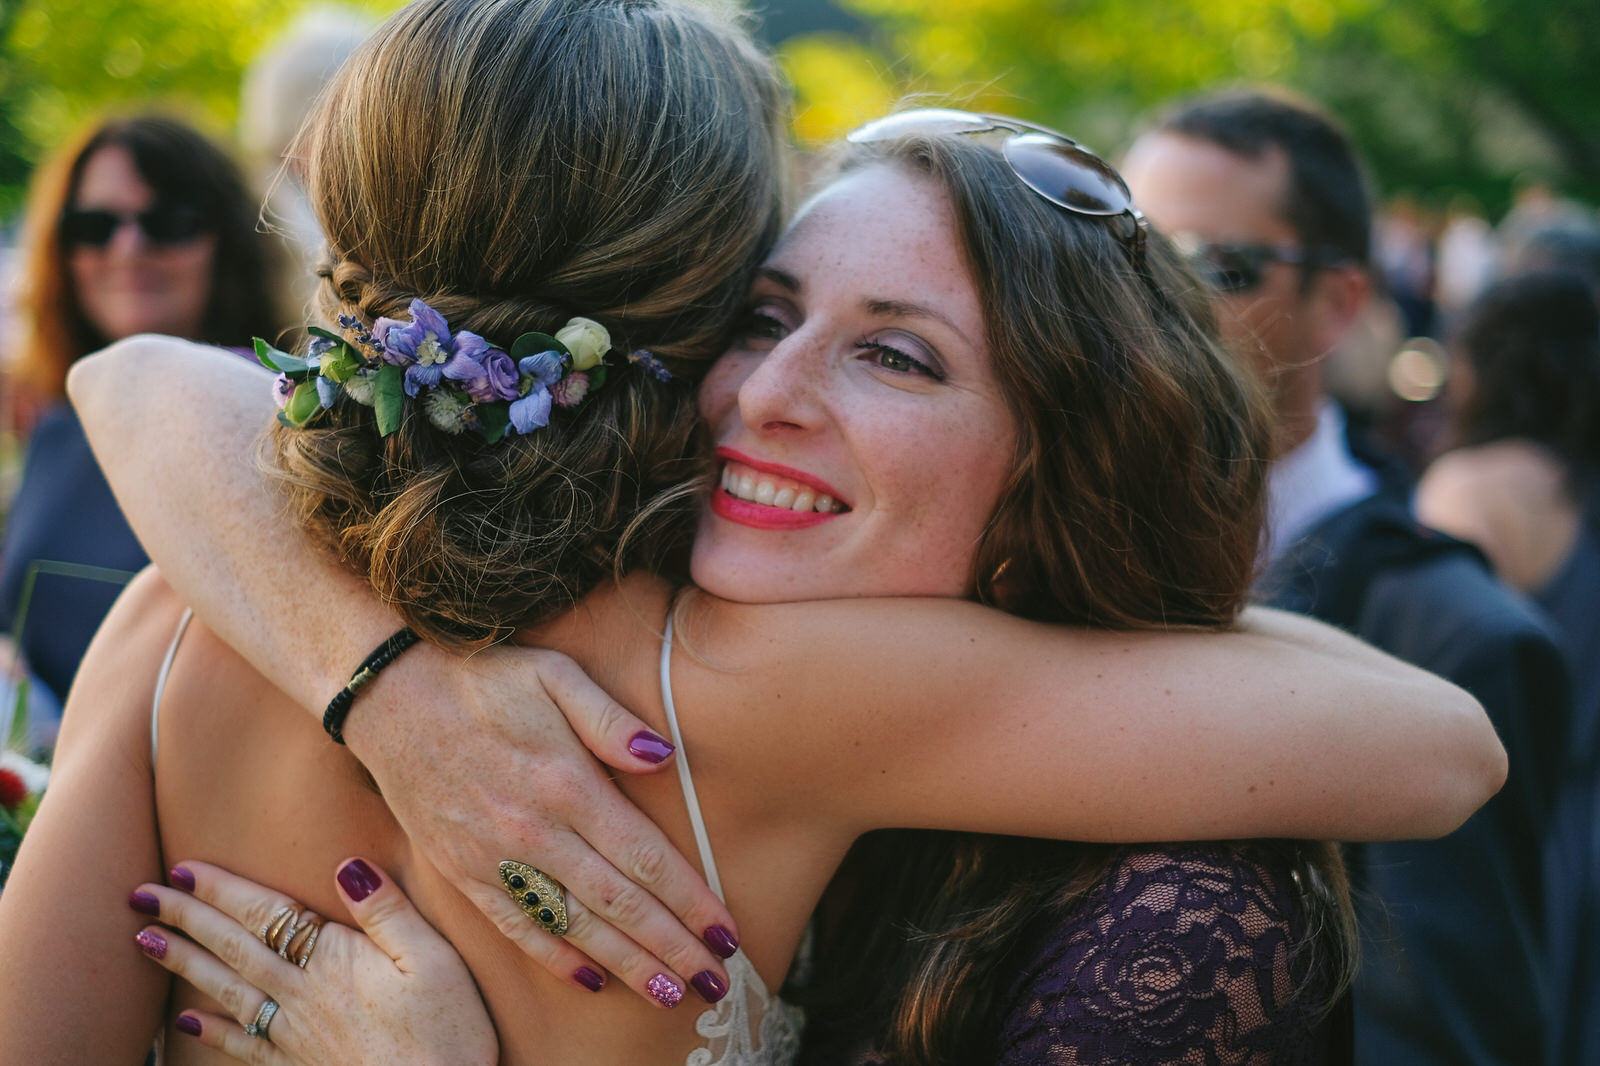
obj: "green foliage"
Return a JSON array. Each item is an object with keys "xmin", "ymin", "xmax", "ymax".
[
  {"xmin": 0, "ymin": 0, "xmax": 399, "ymax": 216},
  {"xmin": 782, "ymin": 0, "xmax": 1600, "ymax": 211}
]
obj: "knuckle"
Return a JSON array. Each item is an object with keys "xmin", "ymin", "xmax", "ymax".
[
  {"xmin": 627, "ymin": 843, "xmax": 670, "ymax": 889},
  {"xmin": 216, "ymin": 931, "xmax": 254, "ymax": 974},
  {"xmin": 598, "ymin": 882, "xmax": 652, "ymax": 929}
]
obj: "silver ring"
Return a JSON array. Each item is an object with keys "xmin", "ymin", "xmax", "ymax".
[{"xmin": 244, "ymin": 997, "xmax": 279, "ymax": 1039}]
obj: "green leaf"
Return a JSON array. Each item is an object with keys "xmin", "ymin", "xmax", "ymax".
[
  {"xmin": 475, "ymin": 404, "xmax": 510, "ymax": 444},
  {"xmin": 587, "ymin": 366, "xmax": 608, "ymax": 391},
  {"xmin": 254, "ymin": 337, "xmax": 309, "ymax": 375},
  {"xmin": 307, "ymin": 325, "xmax": 343, "ymax": 342},
  {"xmin": 374, "ymin": 365, "xmax": 405, "ymax": 437},
  {"xmin": 511, "ymin": 332, "xmax": 568, "ymax": 359},
  {"xmin": 283, "ymin": 381, "xmax": 323, "ymax": 426}
]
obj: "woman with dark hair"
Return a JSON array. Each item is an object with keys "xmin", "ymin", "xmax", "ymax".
[
  {"xmin": 0, "ymin": 113, "xmax": 282, "ymax": 708},
  {"xmin": 1417, "ymin": 269, "xmax": 1600, "ymax": 1064},
  {"xmin": 28, "ymin": 52, "xmax": 1497, "ymax": 1060}
]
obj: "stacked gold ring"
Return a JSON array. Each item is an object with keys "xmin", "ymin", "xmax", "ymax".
[{"xmin": 258, "ymin": 904, "xmax": 327, "ymax": 968}]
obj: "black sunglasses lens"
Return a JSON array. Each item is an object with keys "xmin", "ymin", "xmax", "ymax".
[
  {"xmin": 1003, "ymin": 134, "xmax": 1131, "ymax": 215},
  {"xmin": 1197, "ymin": 248, "xmax": 1264, "ymax": 293},
  {"xmin": 140, "ymin": 204, "xmax": 209, "ymax": 243},
  {"xmin": 61, "ymin": 209, "xmax": 119, "ymax": 246}
]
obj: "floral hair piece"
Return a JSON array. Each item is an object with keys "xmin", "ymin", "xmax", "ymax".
[{"xmin": 256, "ymin": 299, "xmax": 670, "ymax": 444}]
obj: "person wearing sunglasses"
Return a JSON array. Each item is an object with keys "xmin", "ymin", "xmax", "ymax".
[
  {"xmin": 0, "ymin": 114, "xmax": 282, "ymax": 713},
  {"xmin": 1121, "ymin": 87, "xmax": 1571, "ymax": 1066}
]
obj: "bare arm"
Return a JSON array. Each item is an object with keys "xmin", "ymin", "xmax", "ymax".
[
  {"xmin": 680, "ymin": 594, "xmax": 1503, "ymax": 844},
  {"xmin": 0, "ymin": 570, "xmax": 179, "ymax": 1063}
]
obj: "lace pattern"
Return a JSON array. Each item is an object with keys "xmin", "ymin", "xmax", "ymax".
[
  {"xmin": 803, "ymin": 843, "xmax": 1333, "ymax": 1066},
  {"xmin": 993, "ymin": 844, "xmax": 1332, "ymax": 1066},
  {"xmin": 689, "ymin": 952, "xmax": 805, "ymax": 1066}
]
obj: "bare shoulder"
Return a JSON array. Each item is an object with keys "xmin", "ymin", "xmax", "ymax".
[{"xmin": 1419, "ymin": 442, "xmax": 1577, "ymax": 589}]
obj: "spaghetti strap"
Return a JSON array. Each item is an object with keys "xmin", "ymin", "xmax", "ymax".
[
  {"xmin": 657, "ymin": 603, "xmax": 804, "ymax": 1066},
  {"xmin": 150, "ymin": 608, "xmax": 195, "ymax": 768}
]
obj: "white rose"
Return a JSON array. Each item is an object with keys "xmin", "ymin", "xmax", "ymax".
[{"xmin": 556, "ymin": 316, "xmax": 611, "ymax": 372}]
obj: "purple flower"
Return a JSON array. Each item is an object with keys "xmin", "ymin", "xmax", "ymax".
[
  {"xmin": 466, "ymin": 348, "xmax": 519, "ymax": 403},
  {"xmin": 518, "ymin": 350, "xmax": 565, "ymax": 388},
  {"xmin": 508, "ymin": 387, "xmax": 553, "ymax": 434},
  {"xmin": 273, "ymin": 373, "xmax": 295, "ymax": 408},
  {"xmin": 374, "ymin": 298, "xmax": 453, "ymax": 369},
  {"xmin": 314, "ymin": 375, "xmax": 341, "ymax": 408}
]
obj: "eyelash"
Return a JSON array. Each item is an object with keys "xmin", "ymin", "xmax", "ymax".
[{"xmin": 855, "ymin": 340, "xmax": 945, "ymax": 381}]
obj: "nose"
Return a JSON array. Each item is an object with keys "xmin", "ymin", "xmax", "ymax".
[
  {"xmin": 735, "ymin": 328, "xmax": 826, "ymax": 436},
  {"xmin": 104, "ymin": 215, "xmax": 152, "ymax": 256}
]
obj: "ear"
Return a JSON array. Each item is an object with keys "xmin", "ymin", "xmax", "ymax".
[{"xmin": 1306, "ymin": 264, "xmax": 1370, "ymax": 356}]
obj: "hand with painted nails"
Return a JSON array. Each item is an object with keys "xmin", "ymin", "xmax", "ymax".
[
  {"xmin": 342, "ymin": 640, "xmax": 742, "ymax": 1005},
  {"xmin": 132, "ymin": 860, "xmax": 496, "ymax": 1066}
]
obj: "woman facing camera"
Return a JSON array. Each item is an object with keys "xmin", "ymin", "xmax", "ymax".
[
  {"xmin": 0, "ymin": 113, "xmax": 281, "ymax": 711},
  {"xmin": 42, "ymin": 66, "xmax": 1496, "ymax": 1066}
]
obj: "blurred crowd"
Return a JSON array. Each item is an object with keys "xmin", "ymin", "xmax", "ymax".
[{"xmin": 1, "ymin": 6, "xmax": 1599, "ymax": 1065}]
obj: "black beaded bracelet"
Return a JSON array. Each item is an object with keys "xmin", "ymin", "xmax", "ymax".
[{"xmin": 323, "ymin": 628, "xmax": 422, "ymax": 744}]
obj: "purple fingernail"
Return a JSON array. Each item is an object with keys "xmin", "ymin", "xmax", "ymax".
[
  {"xmin": 691, "ymin": 970, "xmax": 728, "ymax": 1004},
  {"xmin": 175, "ymin": 1014, "xmax": 202, "ymax": 1037},
  {"xmin": 646, "ymin": 972, "xmax": 683, "ymax": 1008},
  {"xmin": 704, "ymin": 925, "xmax": 739, "ymax": 959},
  {"xmin": 169, "ymin": 866, "xmax": 196, "ymax": 892},
  {"xmin": 129, "ymin": 890, "xmax": 161, "ymax": 916},
  {"xmin": 337, "ymin": 858, "xmax": 382, "ymax": 902},
  {"xmin": 136, "ymin": 929, "xmax": 168, "ymax": 960},
  {"xmin": 628, "ymin": 730, "xmax": 675, "ymax": 764},
  {"xmin": 574, "ymin": 966, "xmax": 606, "ymax": 992}
]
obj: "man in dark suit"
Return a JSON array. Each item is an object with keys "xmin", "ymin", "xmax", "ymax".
[{"xmin": 1121, "ymin": 88, "xmax": 1571, "ymax": 1065}]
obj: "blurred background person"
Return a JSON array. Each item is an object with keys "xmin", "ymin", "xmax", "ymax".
[
  {"xmin": 1417, "ymin": 271, "xmax": 1600, "ymax": 1065},
  {"xmin": 1120, "ymin": 86, "xmax": 1571, "ymax": 1066},
  {"xmin": 238, "ymin": 5, "xmax": 374, "ymax": 315},
  {"xmin": 0, "ymin": 113, "xmax": 283, "ymax": 720}
]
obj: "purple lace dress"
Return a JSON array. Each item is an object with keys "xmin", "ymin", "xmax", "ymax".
[{"xmin": 805, "ymin": 842, "xmax": 1340, "ymax": 1065}]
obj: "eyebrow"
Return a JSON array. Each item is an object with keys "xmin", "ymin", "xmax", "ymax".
[
  {"xmin": 757, "ymin": 267, "xmax": 976, "ymax": 347},
  {"xmin": 865, "ymin": 298, "xmax": 976, "ymax": 347}
]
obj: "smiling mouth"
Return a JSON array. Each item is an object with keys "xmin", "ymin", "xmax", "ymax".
[{"xmin": 719, "ymin": 459, "xmax": 848, "ymax": 514}]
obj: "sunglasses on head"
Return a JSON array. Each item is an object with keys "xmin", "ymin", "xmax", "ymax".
[
  {"xmin": 59, "ymin": 203, "xmax": 211, "ymax": 248},
  {"xmin": 847, "ymin": 108, "xmax": 1148, "ymax": 263},
  {"xmin": 1174, "ymin": 237, "xmax": 1350, "ymax": 295}
]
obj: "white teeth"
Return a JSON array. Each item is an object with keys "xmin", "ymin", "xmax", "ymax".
[{"xmin": 719, "ymin": 461, "xmax": 844, "ymax": 514}]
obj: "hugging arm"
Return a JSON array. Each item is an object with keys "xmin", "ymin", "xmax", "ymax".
[
  {"xmin": 686, "ymin": 595, "xmax": 1503, "ymax": 844},
  {"xmin": 0, "ymin": 570, "xmax": 181, "ymax": 1063},
  {"xmin": 68, "ymin": 336, "xmax": 742, "ymax": 1003}
]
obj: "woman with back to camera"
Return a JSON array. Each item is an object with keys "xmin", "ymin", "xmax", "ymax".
[
  {"xmin": 0, "ymin": 113, "xmax": 280, "ymax": 712},
  {"xmin": 24, "ymin": 3, "xmax": 1495, "ymax": 1063}
]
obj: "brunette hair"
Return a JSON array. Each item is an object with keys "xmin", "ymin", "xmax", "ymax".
[
  {"xmin": 845, "ymin": 135, "xmax": 1272, "ymax": 630},
  {"xmin": 10, "ymin": 114, "xmax": 281, "ymax": 412},
  {"xmin": 272, "ymin": 0, "xmax": 785, "ymax": 646},
  {"xmin": 802, "ymin": 135, "xmax": 1354, "ymax": 1063},
  {"xmin": 1153, "ymin": 87, "xmax": 1373, "ymax": 270},
  {"xmin": 1451, "ymin": 271, "xmax": 1600, "ymax": 477}
]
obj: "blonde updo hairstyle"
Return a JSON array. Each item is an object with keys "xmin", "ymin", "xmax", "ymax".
[{"xmin": 273, "ymin": 0, "xmax": 785, "ymax": 647}]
